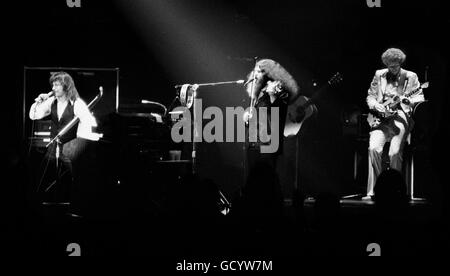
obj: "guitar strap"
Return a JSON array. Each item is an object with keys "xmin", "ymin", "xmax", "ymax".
[
  {"xmin": 388, "ymin": 70, "xmax": 414, "ymax": 137},
  {"xmin": 402, "ymin": 73, "xmax": 409, "ymax": 93},
  {"xmin": 399, "ymin": 70, "xmax": 412, "ymax": 116},
  {"xmin": 377, "ymin": 72, "xmax": 384, "ymax": 103}
]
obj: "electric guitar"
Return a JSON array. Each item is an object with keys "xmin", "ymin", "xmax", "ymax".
[
  {"xmin": 284, "ymin": 72, "xmax": 343, "ymax": 137},
  {"xmin": 367, "ymin": 82, "xmax": 428, "ymax": 128}
]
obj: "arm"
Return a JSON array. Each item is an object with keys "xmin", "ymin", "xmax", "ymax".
[
  {"xmin": 367, "ymin": 73, "xmax": 380, "ymax": 110},
  {"xmin": 29, "ymin": 96, "xmax": 53, "ymax": 120},
  {"xmin": 405, "ymin": 72, "xmax": 425, "ymax": 105},
  {"xmin": 73, "ymin": 98, "xmax": 97, "ymax": 138}
]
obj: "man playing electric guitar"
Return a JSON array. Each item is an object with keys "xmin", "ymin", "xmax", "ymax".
[{"xmin": 364, "ymin": 48, "xmax": 425, "ymax": 200}]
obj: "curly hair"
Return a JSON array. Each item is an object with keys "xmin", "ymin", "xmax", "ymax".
[
  {"xmin": 49, "ymin": 71, "xmax": 80, "ymax": 102},
  {"xmin": 381, "ymin": 48, "xmax": 406, "ymax": 66},
  {"xmin": 245, "ymin": 59, "xmax": 299, "ymax": 103}
]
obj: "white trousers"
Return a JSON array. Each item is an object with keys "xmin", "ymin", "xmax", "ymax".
[{"xmin": 367, "ymin": 111, "xmax": 408, "ymax": 196}]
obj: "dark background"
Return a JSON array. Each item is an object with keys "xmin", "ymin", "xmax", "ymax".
[{"xmin": 2, "ymin": 0, "xmax": 449, "ymax": 251}]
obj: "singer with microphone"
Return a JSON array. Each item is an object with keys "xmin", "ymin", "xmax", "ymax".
[
  {"xmin": 30, "ymin": 71, "xmax": 97, "ymax": 142},
  {"xmin": 243, "ymin": 59, "xmax": 299, "ymax": 178},
  {"xmin": 232, "ymin": 59, "xmax": 300, "ymax": 231},
  {"xmin": 29, "ymin": 71, "xmax": 97, "ymax": 217}
]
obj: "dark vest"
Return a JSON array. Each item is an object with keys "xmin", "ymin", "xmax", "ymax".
[
  {"xmin": 249, "ymin": 91, "xmax": 288, "ymax": 155},
  {"xmin": 50, "ymin": 99, "xmax": 78, "ymax": 144}
]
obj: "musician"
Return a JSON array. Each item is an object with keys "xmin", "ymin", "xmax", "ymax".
[
  {"xmin": 243, "ymin": 59, "xmax": 299, "ymax": 172},
  {"xmin": 30, "ymin": 71, "xmax": 97, "ymax": 142},
  {"xmin": 365, "ymin": 48, "xmax": 425, "ymax": 199},
  {"xmin": 29, "ymin": 71, "xmax": 97, "ymax": 215}
]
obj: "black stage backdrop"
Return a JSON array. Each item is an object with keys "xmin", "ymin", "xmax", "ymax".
[{"xmin": 1, "ymin": 0, "xmax": 449, "ymax": 257}]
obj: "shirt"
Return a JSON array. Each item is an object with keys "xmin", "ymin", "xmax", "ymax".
[
  {"xmin": 367, "ymin": 68, "xmax": 425, "ymax": 114},
  {"xmin": 29, "ymin": 96, "xmax": 98, "ymax": 141}
]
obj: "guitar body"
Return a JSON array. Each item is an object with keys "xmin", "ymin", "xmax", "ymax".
[
  {"xmin": 367, "ymin": 103, "xmax": 397, "ymax": 128},
  {"xmin": 284, "ymin": 95, "xmax": 315, "ymax": 137},
  {"xmin": 366, "ymin": 82, "xmax": 428, "ymax": 129},
  {"xmin": 283, "ymin": 72, "xmax": 342, "ymax": 137},
  {"xmin": 367, "ymin": 110, "xmax": 387, "ymax": 128}
]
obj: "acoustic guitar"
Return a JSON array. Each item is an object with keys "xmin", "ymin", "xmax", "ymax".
[{"xmin": 284, "ymin": 72, "xmax": 342, "ymax": 137}]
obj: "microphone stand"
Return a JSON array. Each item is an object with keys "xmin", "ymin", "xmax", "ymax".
[
  {"xmin": 173, "ymin": 80, "xmax": 245, "ymax": 175},
  {"xmin": 46, "ymin": 88, "xmax": 103, "ymax": 148},
  {"xmin": 409, "ymin": 66, "xmax": 429, "ymax": 201},
  {"xmin": 45, "ymin": 87, "xmax": 103, "ymax": 197},
  {"xmin": 192, "ymin": 85, "xmax": 198, "ymax": 175},
  {"xmin": 243, "ymin": 57, "xmax": 259, "ymax": 189},
  {"xmin": 165, "ymin": 95, "xmax": 180, "ymax": 119},
  {"xmin": 174, "ymin": 80, "xmax": 244, "ymax": 89}
]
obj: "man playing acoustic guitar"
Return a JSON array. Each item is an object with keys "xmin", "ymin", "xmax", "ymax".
[{"xmin": 365, "ymin": 48, "xmax": 425, "ymax": 200}]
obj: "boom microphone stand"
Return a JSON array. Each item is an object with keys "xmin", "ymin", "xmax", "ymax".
[
  {"xmin": 174, "ymin": 80, "xmax": 245, "ymax": 175},
  {"xmin": 243, "ymin": 57, "xmax": 259, "ymax": 188},
  {"xmin": 44, "ymin": 87, "xmax": 103, "ymax": 196}
]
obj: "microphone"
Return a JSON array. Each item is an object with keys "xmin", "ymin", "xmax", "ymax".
[
  {"xmin": 243, "ymin": 77, "xmax": 256, "ymax": 86},
  {"xmin": 226, "ymin": 56, "xmax": 259, "ymax": 62},
  {"xmin": 35, "ymin": 91, "xmax": 54, "ymax": 103},
  {"xmin": 175, "ymin": 80, "xmax": 245, "ymax": 89}
]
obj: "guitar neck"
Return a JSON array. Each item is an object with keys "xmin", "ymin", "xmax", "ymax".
[
  {"xmin": 382, "ymin": 84, "xmax": 425, "ymax": 111},
  {"xmin": 406, "ymin": 86, "xmax": 422, "ymax": 98},
  {"xmin": 305, "ymin": 81, "xmax": 333, "ymax": 106},
  {"xmin": 302, "ymin": 98, "xmax": 315, "ymax": 109}
]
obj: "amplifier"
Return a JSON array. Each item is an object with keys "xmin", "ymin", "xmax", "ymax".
[{"xmin": 29, "ymin": 120, "xmax": 51, "ymax": 148}]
